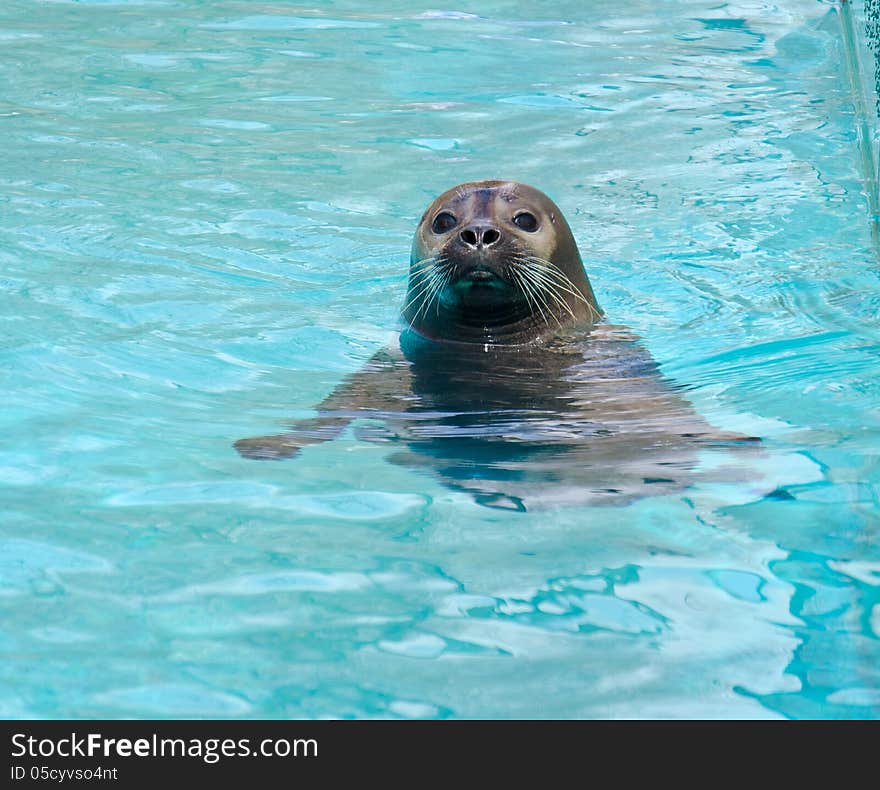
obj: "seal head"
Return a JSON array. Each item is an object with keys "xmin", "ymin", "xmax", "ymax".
[{"xmin": 404, "ymin": 180, "xmax": 601, "ymax": 345}]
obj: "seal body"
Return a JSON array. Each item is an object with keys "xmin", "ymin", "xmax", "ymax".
[{"xmin": 234, "ymin": 181, "xmax": 758, "ymax": 510}]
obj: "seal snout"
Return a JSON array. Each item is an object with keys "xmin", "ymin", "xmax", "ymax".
[
  {"xmin": 459, "ymin": 224, "xmax": 502, "ymax": 250},
  {"xmin": 453, "ymin": 260, "xmax": 506, "ymax": 292},
  {"xmin": 465, "ymin": 267, "xmax": 496, "ymax": 282}
]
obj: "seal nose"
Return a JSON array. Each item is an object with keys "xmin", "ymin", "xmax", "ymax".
[{"xmin": 460, "ymin": 224, "xmax": 502, "ymax": 249}]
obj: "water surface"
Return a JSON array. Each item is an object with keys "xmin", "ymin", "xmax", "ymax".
[{"xmin": 1, "ymin": 0, "xmax": 879, "ymax": 718}]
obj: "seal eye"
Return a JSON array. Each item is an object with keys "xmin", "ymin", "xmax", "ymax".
[
  {"xmin": 513, "ymin": 212, "xmax": 539, "ymax": 232},
  {"xmin": 431, "ymin": 212, "xmax": 457, "ymax": 234}
]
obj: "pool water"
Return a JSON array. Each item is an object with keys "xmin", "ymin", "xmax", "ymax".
[{"xmin": 2, "ymin": 0, "xmax": 879, "ymax": 719}]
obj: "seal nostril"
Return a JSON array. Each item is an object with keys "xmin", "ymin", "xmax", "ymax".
[
  {"xmin": 460, "ymin": 229, "xmax": 478, "ymax": 247},
  {"xmin": 482, "ymin": 228, "xmax": 500, "ymax": 246}
]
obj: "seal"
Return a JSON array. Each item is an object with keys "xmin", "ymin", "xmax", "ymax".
[{"xmin": 234, "ymin": 180, "xmax": 759, "ymax": 510}]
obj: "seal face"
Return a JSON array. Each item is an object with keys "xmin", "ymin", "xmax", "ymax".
[{"xmin": 404, "ymin": 180, "xmax": 601, "ymax": 345}]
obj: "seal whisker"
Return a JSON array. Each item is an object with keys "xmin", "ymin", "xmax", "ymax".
[
  {"xmin": 510, "ymin": 268, "xmax": 548, "ymax": 326},
  {"xmin": 435, "ymin": 266, "xmax": 454, "ymax": 317},
  {"xmin": 517, "ymin": 256, "xmax": 599, "ymax": 322},
  {"xmin": 409, "ymin": 255, "xmax": 444, "ymax": 277},
  {"xmin": 402, "ymin": 270, "xmax": 446, "ymax": 320},
  {"xmin": 405, "ymin": 254, "xmax": 450, "ymax": 296},
  {"xmin": 529, "ymin": 276, "xmax": 580, "ymax": 323},
  {"xmin": 409, "ymin": 275, "xmax": 441, "ymax": 324},
  {"xmin": 514, "ymin": 267, "xmax": 560, "ymax": 328},
  {"xmin": 402, "ymin": 273, "xmax": 441, "ymax": 312},
  {"xmin": 510, "ymin": 256, "xmax": 574, "ymax": 323},
  {"xmin": 410, "ymin": 264, "xmax": 450, "ymax": 325},
  {"xmin": 528, "ymin": 257, "xmax": 589, "ymax": 299},
  {"xmin": 520, "ymin": 256, "xmax": 586, "ymax": 297},
  {"xmin": 529, "ymin": 278, "xmax": 571, "ymax": 325},
  {"xmin": 518, "ymin": 264, "xmax": 579, "ymax": 321}
]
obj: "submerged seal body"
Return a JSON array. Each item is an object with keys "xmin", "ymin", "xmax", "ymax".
[{"xmin": 235, "ymin": 180, "xmax": 757, "ymax": 510}]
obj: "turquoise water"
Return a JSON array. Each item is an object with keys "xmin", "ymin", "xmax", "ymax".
[{"xmin": 2, "ymin": 0, "xmax": 879, "ymax": 719}]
